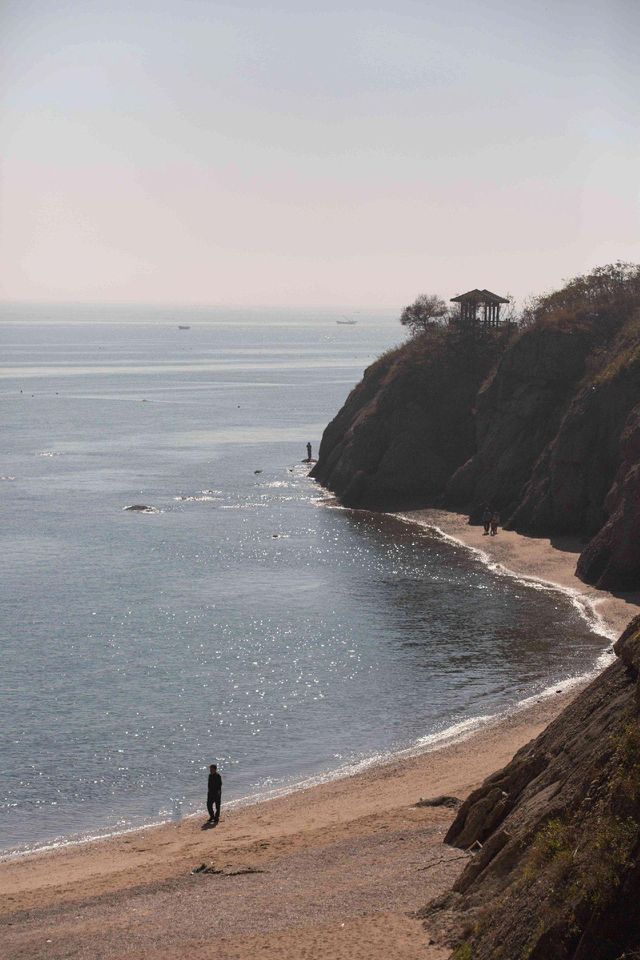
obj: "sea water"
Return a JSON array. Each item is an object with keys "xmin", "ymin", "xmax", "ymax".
[{"xmin": 0, "ymin": 305, "xmax": 610, "ymax": 854}]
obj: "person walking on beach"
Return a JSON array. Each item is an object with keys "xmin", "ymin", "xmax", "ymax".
[
  {"xmin": 490, "ymin": 511, "xmax": 500, "ymax": 536},
  {"xmin": 482, "ymin": 506, "xmax": 492, "ymax": 535},
  {"xmin": 306, "ymin": 441, "xmax": 312, "ymax": 461},
  {"xmin": 207, "ymin": 764, "xmax": 222, "ymax": 824}
]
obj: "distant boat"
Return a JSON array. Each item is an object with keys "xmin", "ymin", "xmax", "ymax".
[
  {"xmin": 336, "ymin": 318, "xmax": 357, "ymax": 325},
  {"xmin": 178, "ymin": 325, "xmax": 191, "ymax": 330}
]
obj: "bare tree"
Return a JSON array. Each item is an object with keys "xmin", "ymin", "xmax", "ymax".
[
  {"xmin": 500, "ymin": 293, "xmax": 519, "ymax": 325},
  {"xmin": 400, "ymin": 293, "xmax": 448, "ymax": 336}
]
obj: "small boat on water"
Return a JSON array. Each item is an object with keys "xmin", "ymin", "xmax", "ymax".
[
  {"xmin": 178, "ymin": 325, "xmax": 191, "ymax": 330},
  {"xmin": 336, "ymin": 318, "xmax": 357, "ymax": 325}
]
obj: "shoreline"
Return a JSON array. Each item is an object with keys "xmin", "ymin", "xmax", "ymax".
[
  {"xmin": 2, "ymin": 511, "xmax": 639, "ymax": 959},
  {"xmin": 3, "ymin": 506, "xmax": 625, "ymax": 865},
  {"xmin": 0, "ymin": 688, "xmax": 591, "ymax": 960},
  {"xmin": 0, "ymin": 682, "xmax": 588, "ymax": 864},
  {"xmin": 402, "ymin": 508, "xmax": 639, "ymax": 640},
  {"xmin": 0, "ymin": 688, "xmax": 574, "ymax": 865}
]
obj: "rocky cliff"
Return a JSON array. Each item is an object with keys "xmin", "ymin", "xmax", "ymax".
[
  {"xmin": 311, "ymin": 328, "xmax": 507, "ymax": 510},
  {"xmin": 311, "ymin": 267, "xmax": 640, "ymax": 590},
  {"xmin": 423, "ymin": 615, "xmax": 640, "ymax": 960},
  {"xmin": 574, "ymin": 371, "xmax": 640, "ymax": 591}
]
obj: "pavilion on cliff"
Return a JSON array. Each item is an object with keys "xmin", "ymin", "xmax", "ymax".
[{"xmin": 450, "ymin": 288, "xmax": 510, "ymax": 328}]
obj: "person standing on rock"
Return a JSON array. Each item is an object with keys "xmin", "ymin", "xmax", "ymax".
[
  {"xmin": 490, "ymin": 511, "xmax": 500, "ymax": 536},
  {"xmin": 482, "ymin": 506, "xmax": 492, "ymax": 535},
  {"xmin": 206, "ymin": 764, "xmax": 222, "ymax": 824},
  {"xmin": 306, "ymin": 442, "xmax": 312, "ymax": 461}
]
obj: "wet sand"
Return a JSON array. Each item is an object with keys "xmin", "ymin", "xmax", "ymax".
[{"xmin": 2, "ymin": 511, "xmax": 638, "ymax": 960}]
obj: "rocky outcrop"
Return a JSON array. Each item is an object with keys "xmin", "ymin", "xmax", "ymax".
[
  {"xmin": 312, "ymin": 307, "xmax": 640, "ymax": 590},
  {"xmin": 310, "ymin": 331, "xmax": 504, "ymax": 510},
  {"xmin": 444, "ymin": 324, "xmax": 596, "ymax": 518},
  {"xmin": 507, "ymin": 323, "xmax": 640, "ymax": 540},
  {"xmin": 423, "ymin": 615, "xmax": 640, "ymax": 960},
  {"xmin": 576, "ymin": 404, "xmax": 640, "ymax": 589}
]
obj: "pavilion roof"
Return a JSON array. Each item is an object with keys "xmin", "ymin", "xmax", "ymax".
[{"xmin": 450, "ymin": 288, "xmax": 510, "ymax": 304}]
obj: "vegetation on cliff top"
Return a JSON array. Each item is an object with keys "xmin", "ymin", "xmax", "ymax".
[
  {"xmin": 398, "ymin": 262, "xmax": 640, "ymax": 340},
  {"xmin": 521, "ymin": 261, "xmax": 640, "ymax": 334}
]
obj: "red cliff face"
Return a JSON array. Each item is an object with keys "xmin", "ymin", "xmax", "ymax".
[{"xmin": 312, "ymin": 313, "xmax": 640, "ymax": 592}]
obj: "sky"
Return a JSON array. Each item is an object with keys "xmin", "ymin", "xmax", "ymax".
[{"xmin": 1, "ymin": 0, "xmax": 639, "ymax": 308}]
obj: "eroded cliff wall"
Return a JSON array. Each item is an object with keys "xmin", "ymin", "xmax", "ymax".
[
  {"xmin": 312, "ymin": 311, "xmax": 640, "ymax": 590},
  {"xmin": 425, "ymin": 615, "xmax": 640, "ymax": 960},
  {"xmin": 310, "ymin": 330, "xmax": 504, "ymax": 510}
]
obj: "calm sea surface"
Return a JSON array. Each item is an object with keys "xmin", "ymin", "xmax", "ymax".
[{"xmin": 0, "ymin": 305, "xmax": 608, "ymax": 853}]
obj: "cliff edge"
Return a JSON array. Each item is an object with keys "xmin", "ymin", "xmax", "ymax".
[
  {"xmin": 311, "ymin": 328, "xmax": 505, "ymax": 509},
  {"xmin": 311, "ymin": 266, "xmax": 640, "ymax": 590}
]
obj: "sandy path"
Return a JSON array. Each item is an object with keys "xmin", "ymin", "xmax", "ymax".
[{"xmin": 2, "ymin": 512, "xmax": 638, "ymax": 960}]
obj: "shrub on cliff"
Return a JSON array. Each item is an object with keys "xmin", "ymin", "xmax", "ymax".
[{"xmin": 521, "ymin": 262, "xmax": 640, "ymax": 336}]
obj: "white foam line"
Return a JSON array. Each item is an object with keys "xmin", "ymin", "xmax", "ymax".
[
  {"xmin": 316, "ymin": 499, "xmax": 617, "ymax": 649},
  {"xmin": 1, "ymin": 675, "xmax": 588, "ymax": 863},
  {"xmin": 0, "ymin": 710, "xmax": 502, "ymax": 862},
  {"xmin": 2, "ymin": 505, "xmax": 616, "ymax": 863},
  {"xmin": 1, "ymin": 819, "xmax": 170, "ymax": 861},
  {"xmin": 395, "ymin": 514, "xmax": 617, "ymax": 643},
  {"xmin": 393, "ymin": 511, "xmax": 617, "ymax": 701}
]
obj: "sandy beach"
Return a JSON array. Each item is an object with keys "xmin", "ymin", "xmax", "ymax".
[{"xmin": 3, "ymin": 510, "xmax": 639, "ymax": 960}]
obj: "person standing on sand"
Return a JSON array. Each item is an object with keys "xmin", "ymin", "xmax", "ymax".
[
  {"xmin": 490, "ymin": 511, "xmax": 500, "ymax": 536},
  {"xmin": 482, "ymin": 506, "xmax": 492, "ymax": 535},
  {"xmin": 306, "ymin": 442, "xmax": 312, "ymax": 461},
  {"xmin": 207, "ymin": 764, "xmax": 222, "ymax": 824}
]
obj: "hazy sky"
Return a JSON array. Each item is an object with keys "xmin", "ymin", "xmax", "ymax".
[{"xmin": 1, "ymin": 0, "xmax": 638, "ymax": 307}]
